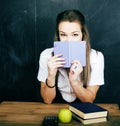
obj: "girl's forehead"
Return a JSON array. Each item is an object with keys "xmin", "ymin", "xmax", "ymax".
[
  {"xmin": 59, "ymin": 20, "xmax": 81, "ymax": 26},
  {"xmin": 58, "ymin": 21, "xmax": 82, "ymax": 32}
]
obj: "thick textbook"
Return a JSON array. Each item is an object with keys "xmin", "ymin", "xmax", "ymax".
[
  {"xmin": 54, "ymin": 41, "xmax": 86, "ymax": 68},
  {"xmin": 69, "ymin": 102, "xmax": 108, "ymax": 120},
  {"xmin": 72, "ymin": 113, "xmax": 107, "ymax": 125}
]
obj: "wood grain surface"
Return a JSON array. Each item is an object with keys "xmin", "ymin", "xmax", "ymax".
[{"xmin": 0, "ymin": 102, "xmax": 120, "ymax": 126}]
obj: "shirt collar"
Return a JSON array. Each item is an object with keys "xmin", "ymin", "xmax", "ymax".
[{"xmin": 58, "ymin": 68, "xmax": 68, "ymax": 78}]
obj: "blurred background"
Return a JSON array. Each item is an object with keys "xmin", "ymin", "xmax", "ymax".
[{"xmin": 0, "ymin": 0, "xmax": 120, "ymax": 104}]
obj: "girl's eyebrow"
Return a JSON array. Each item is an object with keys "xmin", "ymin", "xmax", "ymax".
[
  {"xmin": 59, "ymin": 31, "xmax": 65, "ymax": 33},
  {"xmin": 59, "ymin": 31, "xmax": 80, "ymax": 33}
]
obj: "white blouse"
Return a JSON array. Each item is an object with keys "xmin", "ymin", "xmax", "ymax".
[{"xmin": 37, "ymin": 48, "xmax": 104, "ymax": 102}]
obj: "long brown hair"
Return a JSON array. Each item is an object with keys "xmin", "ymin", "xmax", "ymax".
[{"xmin": 54, "ymin": 10, "xmax": 91, "ymax": 86}]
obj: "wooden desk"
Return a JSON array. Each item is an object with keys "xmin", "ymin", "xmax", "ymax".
[{"xmin": 0, "ymin": 101, "xmax": 120, "ymax": 126}]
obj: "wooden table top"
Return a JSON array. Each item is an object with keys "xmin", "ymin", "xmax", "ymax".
[{"xmin": 0, "ymin": 101, "xmax": 120, "ymax": 126}]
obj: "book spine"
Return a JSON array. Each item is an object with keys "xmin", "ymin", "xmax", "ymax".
[{"xmin": 69, "ymin": 42, "xmax": 70, "ymax": 67}]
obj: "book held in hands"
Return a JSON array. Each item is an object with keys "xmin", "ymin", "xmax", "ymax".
[{"xmin": 54, "ymin": 41, "xmax": 86, "ymax": 68}]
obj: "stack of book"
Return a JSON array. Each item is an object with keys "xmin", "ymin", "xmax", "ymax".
[{"xmin": 69, "ymin": 102, "xmax": 108, "ymax": 125}]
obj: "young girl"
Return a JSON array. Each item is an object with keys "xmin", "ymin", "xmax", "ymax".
[{"xmin": 37, "ymin": 9, "xmax": 104, "ymax": 104}]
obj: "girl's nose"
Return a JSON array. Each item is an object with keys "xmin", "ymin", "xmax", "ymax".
[{"xmin": 66, "ymin": 36, "xmax": 72, "ymax": 42}]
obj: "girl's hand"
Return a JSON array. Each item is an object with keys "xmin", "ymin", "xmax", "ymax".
[
  {"xmin": 69, "ymin": 60, "xmax": 83, "ymax": 82},
  {"xmin": 47, "ymin": 54, "xmax": 66, "ymax": 78}
]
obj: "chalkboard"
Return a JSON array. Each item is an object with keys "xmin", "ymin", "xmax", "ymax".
[
  {"xmin": 0, "ymin": 0, "xmax": 39, "ymax": 101},
  {"xmin": 0, "ymin": 0, "xmax": 120, "ymax": 104}
]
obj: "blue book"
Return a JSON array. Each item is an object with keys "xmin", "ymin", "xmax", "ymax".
[
  {"xmin": 69, "ymin": 102, "xmax": 108, "ymax": 120},
  {"xmin": 54, "ymin": 41, "xmax": 86, "ymax": 68}
]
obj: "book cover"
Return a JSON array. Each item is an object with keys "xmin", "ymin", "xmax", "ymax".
[
  {"xmin": 69, "ymin": 102, "xmax": 108, "ymax": 119},
  {"xmin": 54, "ymin": 41, "xmax": 86, "ymax": 68},
  {"xmin": 72, "ymin": 113, "xmax": 107, "ymax": 125}
]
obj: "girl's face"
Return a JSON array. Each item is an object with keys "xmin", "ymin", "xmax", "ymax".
[{"xmin": 58, "ymin": 21, "xmax": 83, "ymax": 42}]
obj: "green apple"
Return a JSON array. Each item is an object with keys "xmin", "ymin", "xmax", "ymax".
[{"xmin": 58, "ymin": 108, "xmax": 72, "ymax": 123}]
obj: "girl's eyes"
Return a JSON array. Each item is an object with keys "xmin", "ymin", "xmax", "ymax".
[
  {"xmin": 73, "ymin": 33, "xmax": 79, "ymax": 36},
  {"xmin": 60, "ymin": 34, "xmax": 66, "ymax": 37},
  {"xmin": 59, "ymin": 33, "xmax": 79, "ymax": 37}
]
